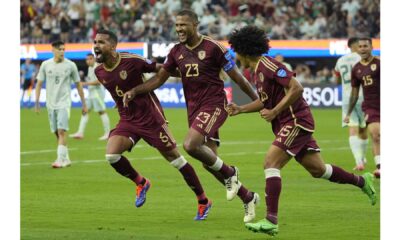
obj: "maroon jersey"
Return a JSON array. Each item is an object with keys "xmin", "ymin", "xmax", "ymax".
[
  {"xmin": 95, "ymin": 52, "xmax": 166, "ymax": 125},
  {"xmin": 163, "ymin": 35, "xmax": 233, "ymax": 119},
  {"xmin": 351, "ymin": 57, "xmax": 380, "ymax": 112},
  {"xmin": 254, "ymin": 56, "xmax": 315, "ymax": 135}
]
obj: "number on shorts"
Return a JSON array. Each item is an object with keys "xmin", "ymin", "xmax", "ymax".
[
  {"xmin": 195, "ymin": 112, "xmax": 211, "ymax": 124},
  {"xmin": 277, "ymin": 125, "xmax": 293, "ymax": 137},
  {"xmin": 159, "ymin": 132, "xmax": 170, "ymax": 143}
]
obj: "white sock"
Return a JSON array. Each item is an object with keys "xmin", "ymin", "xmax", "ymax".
[
  {"xmin": 100, "ymin": 113, "xmax": 110, "ymax": 135},
  {"xmin": 209, "ymin": 157, "xmax": 223, "ymax": 171},
  {"xmin": 349, "ymin": 136, "xmax": 363, "ymax": 165},
  {"xmin": 374, "ymin": 155, "xmax": 380, "ymax": 167},
  {"xmin": 264, "ymin": 168, "xmax": 281, "ymax": 179},
  {"xmin": 77, "ymin": 114, "xmax": 89, "ymax": 134},
  {"xmin": 320, "ymin": 164, "xmax": 333, "ymax": 180},
  {"xmin": 170, "ymin": 156, "xmax": 188, "ymax": 170},
  {"xmin": 359, "ymin": 138, "xmax": 368, "ymax": 162},
  {"xmin": 57, "ymin": 145, "xmax": 68, "ymax": 160}
]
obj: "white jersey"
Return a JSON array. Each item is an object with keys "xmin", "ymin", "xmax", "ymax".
[
  {"xmin": 335, "ymin": 52, "xmax": 363, "ymax": 104},
  {"xmin": 37, "ymin": 58, "xmax": 80, "ymax": 109},
  {"xmin": 87, "ymin": 64, "xmax": 105, "ymax": 99}
]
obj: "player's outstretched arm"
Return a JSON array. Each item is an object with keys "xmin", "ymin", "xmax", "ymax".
[
  {"xmin": 123, "ymin": 67, "xmax": 171, "ymax": 107},
  {"xmin": 227, "ymin": 99, "xmax": 264, "ymax": 116},
  {"xmin": 344, "ymin": 87, "xmax": 360, "ymax": 123},
  {"xmin": 76, "ymin": 82, "xmax": 88, "ymax": 114},
  {"xmin": 227, "ymin": 66, "xmax": 258, "ymax": 101},
  {"xmin": 34, "ymin": 80, "xmax": 43, "ymax": 114}
]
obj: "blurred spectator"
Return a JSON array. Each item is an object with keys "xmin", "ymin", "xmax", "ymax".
[
  {"xmin": 315, "ymin": 67, "xmax": 334, "ymax": 84},
  {"xmin": 294, "ymin": 64, "xmax": 314, "ymax": 84}
]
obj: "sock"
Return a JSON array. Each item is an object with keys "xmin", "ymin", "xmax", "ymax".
[
  {"xmin": 110, "ymin": 155, "xmax": 143, "ymax": 185},
  {"xmin": 349, "ymin": 136, "xmax": 363, "ymax": 165},
  {"xmin": 321, "ymin": 164, "xmax": 364, "ymax": 188},
  {"xmin": 265, "ymin": 168, "xmax": 281, "ymax": 225},
  {"xmin": 374, "ymin": 156, "xmax": 380, "ymax": 168},
  {"xmin": 170, "ymin": 156, "xmax": 206, "ymax": 200},
  {"xmin": 237, "ymin": 186, "xmax": 254, "ymax": 204},
  {"xmin": 77, "ymin": 114, "xmax": 89, "ymax": 134},
  {"xmin": 359, "ymin": 138, "xmax": 369, "ymax": 162},
  {"xmin": 57, "ymin": 144, "xmax": 68, "ymax": 160},
  {"xmin": 100, "ymin": 113, "xmax": 110, "ymax": 135},
  {"xmin": 209, "ymin": 157, "xmax": 234, "ymax": 178}
]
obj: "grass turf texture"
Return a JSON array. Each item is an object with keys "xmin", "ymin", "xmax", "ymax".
[{"xmin": 21, "ymin": 108, "xmax": 380, "ymax": 240}]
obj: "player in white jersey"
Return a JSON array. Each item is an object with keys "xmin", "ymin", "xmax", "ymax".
[
  {"xmin": 35, "ymin": 40, "xmax": 87, "ymax": 168},
  {"xmin": 69, "ymin": 53, "xmax": 110, "ymax": 140},
  {"xmin": 334, "ymin": 37, "xmax": 368, "ymax": 171}
]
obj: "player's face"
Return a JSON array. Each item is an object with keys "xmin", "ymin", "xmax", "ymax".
[
  {"xmin": 358, "ymin": 40, "xmax": 373, "ymax": 60},
  {"xmin": 52, "ymin": 45, "xmax": 65, "ymax": 60},
  {"xmin": 86, "ymin": 55, "xmax": 95, "ymax": 66},
  {"xmin": 236, "ymin": 53, "xmax": 250, "ymax": 69},
  {"xmin": 93, "ymin": 34, "xmax": 115, "ymax": 63},
  {"xmin": 175, "ymin": 15, "xmax": 197, "ymax": 44}
]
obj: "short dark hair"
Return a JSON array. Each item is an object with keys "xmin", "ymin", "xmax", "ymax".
[
  {"xmin": 228, "ymin": 26, "xmax": 270, "ymax": 57},
  {"xmin": 86, "ymin": 53, "xmax": 94, "ymax": 57},
  {"xmin": 347, "ymin": 37, "xmax": 358, "ymax": 47},
  {"xmin": 96, "ymin": 28, "xmax": 118, "ymax": 44},
  {"xmin": 177, "ymin": 9, "xmax": 199, "ymax": 24},
  {"xmin": 358, "ymin": 37, "xmax": 372, "ymax": 44},
  {"xmin": 51, "ymin": 40, "xmax": 65, "ymax": 48}
]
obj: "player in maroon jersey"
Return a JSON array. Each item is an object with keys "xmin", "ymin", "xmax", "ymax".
[
  {"xmin": 345, "ymin": 37, "xmax": 380, "ymax": 178},
  {"xmin": 227, "ymin": 26, "xmax": 377, "ymax": 236},
  {"xmin": 93, "ymin": 29, "xmax": 212, "ymax": 220},
  {"xmin": 123, "ymin": 10, "xmax": 260, "ymax": 223}
]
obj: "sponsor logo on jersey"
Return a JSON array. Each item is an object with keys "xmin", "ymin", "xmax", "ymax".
[
  {"xmin": 198, "ymin": 51, "xmax": 206, "ymax": 60},
  {"xmin": 145, "ymin": 59, "xmax": 152, "ymax": 64},
  {"xmin": 276, "ymin": 137, "xmax": 282, "ymax": 143},
  {"xmin": 178, "ymin": 54, "xmax": 184, "ymax": 60},
  {"xmin": 119, "ymin": 70, "xmax": 127, "ymax": 80},
  {"xmin": 371, "ymin": 63, "xmax": 377, "ymax": 71},
  {"xmin": 259, "ymin": 72, "xmax": 264, "ymax": 82},
  {"xmin": 277, "ymin": 68, "xmax": 287, "ymax": 77}
]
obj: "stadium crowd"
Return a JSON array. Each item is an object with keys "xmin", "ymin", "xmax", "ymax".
[{"xmin": 21, "ymin": 0, "xmax": 380, "ymax": 44}]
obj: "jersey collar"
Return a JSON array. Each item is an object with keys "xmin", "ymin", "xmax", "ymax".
[
  {"xmin": 185, "ymin": 35, "xmax": 204, "ymax": 50},
  {"xmin": 104, "ymin": 53, "xmax": 121, "ymax": 72}
]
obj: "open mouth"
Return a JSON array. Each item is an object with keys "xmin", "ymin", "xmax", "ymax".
[
  {"xmin": 94, "ymin": 49, "xmax": 103, "ymax": 61},
  {"xmin": 177, "ymin": 32, "xmax": 186, "ymax": 41}
]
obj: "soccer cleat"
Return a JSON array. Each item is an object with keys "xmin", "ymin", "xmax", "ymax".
[
  {"xmin": 245, "ymin": 218, "xmax": 279, "ymax": 236},
  {"xmin": 361, "ymin": 172, "xmax": 377, "ymax": 205},
  {"xmin": 194, "ymin": 200, "xmax": 212, "ymax": 220},
  {"xmin": 353, "ymin": 164, "xmax": 365, "ymax": 171},
  {"xmin": 243, "ymin": 192, "xmax": 260, "ymax": 223},
  {"xmin": 98, "ymin": 134, "xmax": 109, "ymax": 141},
  {"xmin": 224, "ymin": 166, "xmax": 241, "ymax": 201},
  {"xmin": 135, "ymin": 179, "xmax": 151, "ymax": 208},
  {"xmin": 51, "ymin": 159, "xmax": 63, "ymax": 168},
  {"xmin": 69, "ymin": 132, "xmax": 84, "ymax": 139},
  {"xmin": 373, "ymin": 168, "xmax": 380, "ymax": 179},
  {"xmin": 62, "ymin": 158, "xmax": 71, "ymax": 167}
]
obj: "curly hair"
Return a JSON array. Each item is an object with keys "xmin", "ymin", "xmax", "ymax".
[{"xmin": 228, "ymin": 26, "xmax": 270, "ymax": 57}]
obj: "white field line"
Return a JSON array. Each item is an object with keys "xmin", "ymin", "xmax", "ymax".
[
  {"xmin": 20, "ymin": 139, "xmax": 344, "ymax": 155},
  {"xmin": 21, "ymin": 145, "xmax": 351, "ymax": 167}
]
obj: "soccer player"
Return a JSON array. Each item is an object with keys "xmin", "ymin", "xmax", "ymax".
[
  {"xmin": 334, "ymin": 37, "xmax": 369, "ymax": 171},
  {"xmin": 345, "ymin": 37, "xmax": 380, "ymax": 178},
  {"xmin": 69, "ymin": 53, "xmax": 111, "ymax": 141},
  {"xmin": 227, "ymin": 26, "xmax": 377, "ymax": 236},
  {"xmin": 35, "ymin": 40, "xmax": 88, "ymax": 168},
  {"xmin": 93, "ymin": 29, "xmax": 212, "ymax": 220},
  {"xmin": 123, "ymin": 9, "xmax": 260, "ymax": 223},
  {"xmin": 20, "ymin": 58, "xmax": 36, "ymax": 107}
]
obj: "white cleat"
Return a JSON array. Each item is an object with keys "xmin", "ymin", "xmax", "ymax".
[
  {"xmin": 244, "ymin": 192, "xmax": 260, "ymax": 223},
  {"xmin": 98, "ymin": 133, "xmax": 109, "ymax": 141},
  {"xmin": 224, "ymin": 166, "xmax": 241, "ymax": 201},
  {"xmin": 62, "ymin": 158, "xmax": 71, "ymax": 167},
  {"xmin": 51, "ymin": 159, "xmax": 64, "ymax": 168},
  {"xmin": 69, "ymin": 132, "xmax": 84, "ymax": 139}
]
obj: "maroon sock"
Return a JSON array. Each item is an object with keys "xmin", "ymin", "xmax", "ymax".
[
  {"xmin": 110, "ymin": 155, "xmax": 143, "ymax": 185},
  {"xmin": 237, "ymin": 186, "xmax": 254, "ymax": 204},
  {"xmin": 219, "ymin": 163, "xmax": 235, "ymax": 179},
  {"xmin": 179, "ymin": 163, "xmax": 206, "ymax": 199},
  {"xmin": 329, "ymin": 165, "xmax": 365, "ymax": 188},
  {"xmin": 265, "ymin": 177, "xmax": 281, "ymax": 224}
]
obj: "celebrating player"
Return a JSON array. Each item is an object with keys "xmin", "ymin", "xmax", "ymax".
[
  {"xmin": 334, "ymin": 37, "xmax": 369, "ymax": 171},
  {"xmin": 93, "ymin": 29, "xmax": 212, "ymax": 220},
  {"xmin": 345, "ymin": 38, "xmax": 380, "ymax": 178},
  {"xmin": 35, "ymin": 40, "xmax": 88, "ymax": 168},
  {"xmin": 70, "ymin": 53, "xmax": 111, "ymax": 141},
  {"xmin": 228, "ymin": 26, "xmax": 377, "ymax": 236},
  {"xmin": 123, "ymin": 9, "xmax": 260, "ymax": 223}
]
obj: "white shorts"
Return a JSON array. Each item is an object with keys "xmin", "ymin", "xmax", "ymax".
[
  {"xmin": 47, "ymin": 108, "xmax": 70, "ymax": 133},
  {"xmin": 342, "ymin": 103, "xmax": 366, "ymax": 128},
  {"xmin": 87, "ymin": 97, "xmax": 106, "ymax": 112}
]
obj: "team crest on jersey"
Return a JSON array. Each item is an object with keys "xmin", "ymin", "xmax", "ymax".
[
  {"xmin": 371, "ymin": 64, "xmax": 377, "ymax": 71},
  {"xmin": 119, "ymin": 70, "xmax": 128, "ymax": 80},
  {"xmin": 198, "ymin": 51, "xmax": 206, "ymax": 60},
  {"xmin": 259, "ymin": 72, "xmax": 264, "ymax": 82}
]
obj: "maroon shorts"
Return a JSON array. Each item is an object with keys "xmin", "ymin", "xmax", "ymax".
[
  {"xmin": 363, "ymin": 107, "xmax": 380, "ymax": 124},
  {"xmin": 109, "ymin": 120, "xmax": 176, "ymax": 152},
  {"xmin": 189, "ymin": 105, "xmax": 228, "ymax": 145},
  {"xmin": 272, "ymin": 123, "xmax": 320, "ymax": 162}
]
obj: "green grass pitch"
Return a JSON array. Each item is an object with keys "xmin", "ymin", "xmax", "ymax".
[{"xmin": 21, "ymin": 108, "xmax": 380, "ymax": 240}]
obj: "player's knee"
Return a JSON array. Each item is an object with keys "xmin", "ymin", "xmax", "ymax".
[
  {"xmin": 183, "ymin": 141, "xmax": 198, "ymax": 154},
  {"xmin": 371, "ymin": 132, "xmax": 380, "ymax": 143},
  {"xmin": 105, "ymin": 154, "xmax": 121, "ymax": 164}
]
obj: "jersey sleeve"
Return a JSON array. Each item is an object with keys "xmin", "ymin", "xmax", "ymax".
[
  {"xmin": 351, "ymin": 66, "xmax": 361, "ymax": 87},
  {"xmin": 71, "ymin": 62, "xmax": 80, "ymax": 83},
  {"xmin": 272, "ymin": 64, "xmax": 295, "ymax": 87},
  {"xmin": 36, "ymin": 62, "xmax": 46, "ymax": 82},
  {"xmin": 214, "ymin": 45, "xmax": 236, "ymax": 72},
  {"xmin": 139, "ymin": 58, "xmax": 157, "ymax": 73},
  {"xmin": 163, "ymin": 47, "xmax": 178, "ymax": 73}
]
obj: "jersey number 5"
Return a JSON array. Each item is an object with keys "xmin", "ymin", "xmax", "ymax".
[{"xmin": 185, "ymin": 64, "xmax": 199, "ymax": 77}]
